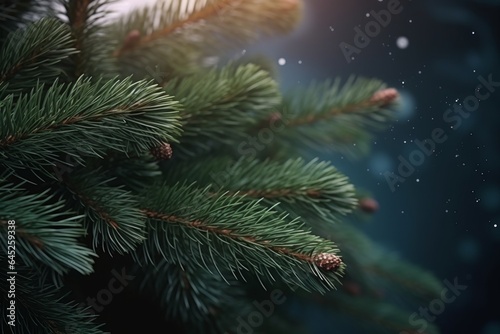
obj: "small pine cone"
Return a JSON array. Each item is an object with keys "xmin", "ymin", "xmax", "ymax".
[
  {"xmin": 369, "ymin": 88, "xmax": 399, "ymax": 107},
  {"xmin": 314, "ymin": 253, "xmax": 342, "ymax": 271},
  {"xmin": 150, "ymin": 143, "xmax": 172, "ymax": 160},
  {"xmin": 359, "ymin": 198, "xmax": 379, "ymax": 213}
]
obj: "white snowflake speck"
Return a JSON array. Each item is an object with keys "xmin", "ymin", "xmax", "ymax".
[{"xmin": 396, "ymin": 36, "xmax": 409, "ymax": 49}]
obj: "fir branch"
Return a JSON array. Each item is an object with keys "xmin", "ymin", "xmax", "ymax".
[
  {"xmin": 278, "ymin": 76, "xmax": 399, "ymax": 157},
  {"xmin": 164, "ymin": 157, "xmax": 358, "ymax": 219},
  {"xmin": 137, "ymin": 259, "xmax": 249, "ymax": 333},
  {"xmin": 0, "ymin": 185, "xmax": 96, "ymax": 275},
  {"xmin": 62, "ymin": 0, "xmax": 117, "ymax": 77},
  {"xmin": 0, "ymin": 17, "xmax": 77, "ymax": 93},
  {"xmin": 0, "ymin": 77, "xmax": 182, "ymax": 178},
  {"xmin": 61, "ymin": 170, "xmax": 147, "ymax": 255},
  {"xmin": 137, "ymin": 182, "xmax": 345, "ymax": 293},
  {"xmin": 311, "ymin": 220, "xmax": 443, "ymax": 303},
  {"xmin": 112, "ymin": 0, "xmax": 301, "ymax": 57},
  {"xmin": 0, "ymin": 0, "xmax": 56, "ymax": 37},
  {"xmin": 113, "ymin": 0, "xmax": 233, "ymax": 57},
  {"xmin": 286, "ymin": 87, "xmax": 398, "ymax": 127},
  {"xmin": 108, "ymin": 0, "xmax": 302, "ymax": 76},
  {"xmin": 0, "ymin": 262, "xmax": 105, "ymax": 334},
  {"xmin": 65, "ymin": 0, "xmax": 92, "ymax": 76},
  {"xmin": 66, "ymin": 0, "xmax": 91, "ymax": 49},
  {"xmin": 163, "ymin": 63, "xmax": 281, "ymax": 154}
]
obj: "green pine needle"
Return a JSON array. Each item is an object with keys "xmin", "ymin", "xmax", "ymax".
[{"xmin": 138, "ymin": 182, "xmax": 345, "ymax": 293}]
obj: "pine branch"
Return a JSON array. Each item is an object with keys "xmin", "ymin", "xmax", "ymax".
[
  {"xmin": 163, "ymin": 63, "xmax": 281, "ymax": 155},
  {"xmin": 137, "ymin": 182, "xmax": 345, "ymax": 293},
  {"xmin": 0, "ymin": 262, "xmax": 105, "ymax": 334},
  {"xmin": 0, "ymin": 184, "xmax": 96, "ymax": 276},
  {"xmin": 311, "ymin": 220, "xmax": 443, "ymax": 303},
  {"xmin": 0, "ymin": 1, "xmax": 56, "ymax": 37},
  {"xmin": 137, "ymin": 259, "xmax": 249, "ymax": 333},
  {"xmin": 277, "ymin": 77, "xmax": 399, "ymax": 157},
  {"xmin": 0, "ymin": 17, "xmax": 77, "ymax": 93},
  {"xmin": 311, "ymin": 221, "xmax": 382, "ymax": 298},
  {"xmin": 108, "ymin": 0, "xmax": 303, "ymax": 76},
  {"xmin": 64, "ymin": 0, "xmax": 94, "ymax": 76},
  {"xmin": 60, "ymin": 170, "xmax": 146, "ymax": 255},
  {"xmin": 164, "ymin": 157, "xmax": 358, "ymax": 219},
  {"xmin": 0, "ymin": 0, "xmax": 33, "ymax": 33},
  {"xmin": 62, "ymin": 0, "xmax": 118, "ymax": 77},
  {"xmin": 0, "ymin": 77, "xmax": 182, "ymax": 179}
]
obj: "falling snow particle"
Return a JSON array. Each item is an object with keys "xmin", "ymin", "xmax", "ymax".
[
  {"xmin": 298, "ymin": 60, "xmax": 303, "ymax": 64},
  {"xmin": 494, "ymin": 224, "xmax": 498, "ymax": 228},
  {"xmin": 396, "ymin": 36, "xmax": 409, "ymax": 49},
  {"xmin": 416, "ymin": 179, "xmax": 420, "ymax": 182},
  {"xmin": 278, "ymin": 58, "xmax": 286, "ymax": 66}
]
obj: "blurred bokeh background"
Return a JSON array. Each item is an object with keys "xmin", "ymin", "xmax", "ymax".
[{"xmin": 112, "ymin": 0, "xmax": 500, "ymax": 333}]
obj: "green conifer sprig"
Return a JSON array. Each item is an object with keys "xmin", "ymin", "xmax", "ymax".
[
  {"xmin": 0, "ymin": 1, "xmax": 56, "ymax": 37},
  {"xmin": 0, "ymin": 18, "xmax": 76, "ymax": 93},
  {"xmin": 63, "ymin": 0, "xmax": 118, "ymax": 77},
  {"xmin": 0, "ymin": 77, "xmax": 182, "ymax": 178},
  {"xmin": 137, "ymin": 182, "xmax": 344, "ymax": 293},
  {"xmin": 0, "ymin": 187, "xmax": 95, "ymax": 275},
  {"xmin": 278, "ymin": 76, "xmax": 400, "ymax": 157},
  {"xmin": 137, "ymin": 259, "xmax": 248, "ymax": 333},
  {"xmin": 61, "ymin": 170, "xmax": 146, "ymax": 255},
  {"xmin": 163, "ymin": 157, "xmax": 358, "ymax": 219},
  {"xmin": 163, "ymin": 63, "xmax": 281, "ymax": 154},
  {"xmin": 0, "ymin": 1, "xmax": 443, "ymax": 332},
  {"xmin": 0, "ymin": 261, "xmax": 105, "ymax": 334},
  {"xmin": 108, "ymin": 0, "xmax": 302, "ymax": 77}
]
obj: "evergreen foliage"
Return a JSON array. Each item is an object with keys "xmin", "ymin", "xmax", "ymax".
[{"xmin": 0, "ymin": 1, "xmax": 442, "ymax": 333}]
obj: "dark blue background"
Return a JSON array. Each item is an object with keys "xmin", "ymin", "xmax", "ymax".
[{"xmin": 248, "ymin": 0, "xmax": 500, "ymax": 333}]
